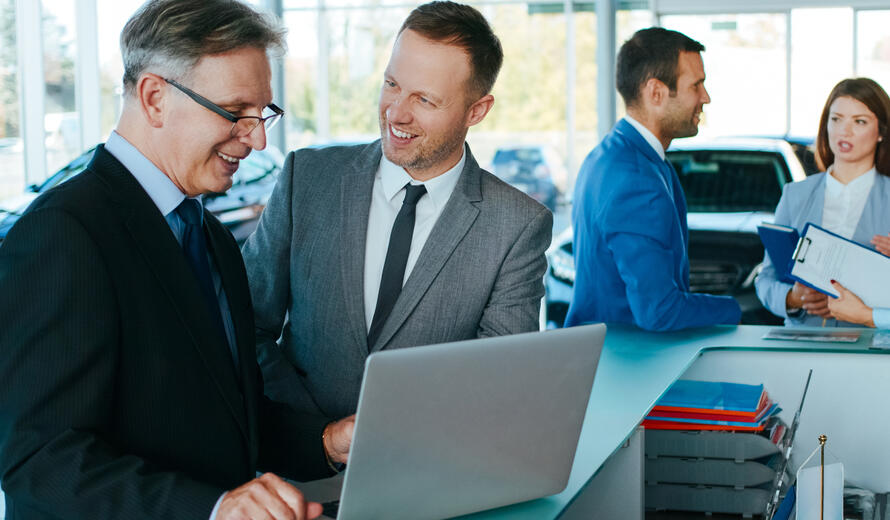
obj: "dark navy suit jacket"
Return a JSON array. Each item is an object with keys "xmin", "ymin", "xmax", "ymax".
[
  {"xmin": 0, "ymin": 146, "xmax": 332, "ymax": 519},
  {"xmin": 565, "ymin": 119, "xmax": 741, "ymax": 331}
]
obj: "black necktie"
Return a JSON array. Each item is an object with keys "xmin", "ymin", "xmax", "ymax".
[
  {"xmin": 368, "ymin": 183, "xmax": 427, "ymax": 348},
  {"xmin": 175, "ymin": 199, "xmax": 235, "ymax": 367}
]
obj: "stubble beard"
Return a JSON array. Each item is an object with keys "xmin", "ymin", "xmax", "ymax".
[
  {"xmin": 379, "ymin": 116, "xmax": 467, "ymax": 175},
  {"xmin": 663, "ymin": 102, "xmax": 702, "ymax": 141}
]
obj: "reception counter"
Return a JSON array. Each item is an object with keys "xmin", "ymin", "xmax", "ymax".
[{"xmin": 462, "ymin": 324, "xmax": 888, "ymax": 519}]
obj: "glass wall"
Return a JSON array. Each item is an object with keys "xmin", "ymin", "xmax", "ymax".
[
  {"xmin": 661, "ymin": 13, "xmax": 788, "ymax": 138},
  {"xmin": 0, "ymin": 0, "xmax": 22, "ymax": 198},
  {"xmin": 97, "ymin": 0, "xmax": 143, "ymax": 139},
  {"xmin": 856, "ymin": 9, "xmax": 890, "ymax": 92},
  {"xmin": 789, "ymin": 7, "xmax": 853, "ymax": 137},
  {"xmin": 2, "ymin": 1, "xmax": 890, "ymax": 199},
  {"xmin": 42, "ymin": 0, "xmax": 80, "ymax": 174}
]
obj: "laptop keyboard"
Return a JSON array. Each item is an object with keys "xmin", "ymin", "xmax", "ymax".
[{"xmin": 322, "ymin": 500, "xmax": 340, "ymax": 518}]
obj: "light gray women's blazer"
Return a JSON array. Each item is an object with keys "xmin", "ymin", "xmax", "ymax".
[
  {"xmin": 755, "ymin": 171, "xmax": 890, "ymax": 327},
  {"xmin": 241, "ymin": 141, "xmax": 553, "ymax": 419}
]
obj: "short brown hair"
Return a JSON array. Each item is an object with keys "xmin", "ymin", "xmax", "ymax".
[
  {"xmin": 121, "ymin": 0, "xmax": 286, "ymax": 96},
  {"xmin": 616, "ymin": 27, "xmax": 705, "ymax": 108},
  {"xmin": 816, "ymin": 78, "xmax": 890, "ymax": 176},
  {"xmin": 399, "ymin": 1, "xmax": 503, "ymax": 100}
]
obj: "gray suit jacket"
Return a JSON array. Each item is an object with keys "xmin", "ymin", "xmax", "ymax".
[
  {"xmin": 242, "ymin": 141, "xmax": 552, "ymax": 418},
  {"xmin": 755, "ymin": 171, "xmax": 890, "ymax": 326}
]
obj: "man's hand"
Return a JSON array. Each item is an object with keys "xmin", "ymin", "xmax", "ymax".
[
  {"xmin": 871, "ymin": 233, "xmax": 890, "ymax": 256},
  {"xmin": 828, "ymin": 280, "xmax": 875, "ymax": 327},
  {"xmin": 323, "ymin": 415, "xmax": 356, "ymax": 465},
  {"xmin": 217, "ymin": 473, "xmax": 322, "ymax": 520},
  {"xmin": 785, "ymin": 282, "xmax": 831, "ymax": 318}
]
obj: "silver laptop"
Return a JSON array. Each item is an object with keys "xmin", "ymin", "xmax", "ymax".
[{"xmin": 300, "ymin": 323, "xmax": 606, "ymax": 520}]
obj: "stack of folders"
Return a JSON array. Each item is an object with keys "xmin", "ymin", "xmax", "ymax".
[
  {"xmin": 643, "ymin": 380, "xmax": 790, "ymax": 518},
  {"xmin": 643, "ymin": 379, "xmax": 780, "ymax": 431}
]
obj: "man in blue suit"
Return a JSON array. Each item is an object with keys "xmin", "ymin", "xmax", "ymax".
[{"xmin": 565, "ymin": 27, "xmax": 741, "ymax": 331}]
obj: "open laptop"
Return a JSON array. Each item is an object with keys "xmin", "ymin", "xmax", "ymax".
[{"xmin": 298, "ymin": 323, "xmax": 606, "ymax": 520}]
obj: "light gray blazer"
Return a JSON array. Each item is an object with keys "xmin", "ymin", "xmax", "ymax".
[
  {"xmin": 755, "ymin": 171, "xmax": 890, "ymax": 326},
  {"xmin": 241, "ymin": 141, "xmax": 553, "ymax": 419}
]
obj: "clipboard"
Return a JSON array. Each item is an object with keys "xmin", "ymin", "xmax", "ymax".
[{"xmin": 790, "ymin": 223, "xmax": 890, "ymax": 308}]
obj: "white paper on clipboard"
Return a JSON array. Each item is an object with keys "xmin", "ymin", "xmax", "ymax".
[{"xmin": 790, "ymin": 223, "xmax": 890, "ymax": 308}]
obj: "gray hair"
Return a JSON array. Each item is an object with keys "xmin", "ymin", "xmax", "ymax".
[{"xmin": 121, "ymin": 0, "xmax": 286, "ymax": 96}]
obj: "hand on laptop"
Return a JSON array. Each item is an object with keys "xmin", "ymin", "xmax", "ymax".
[
  {"xmin": 218, "ymin": 472, "xmax": 323, "ymax": 520},
  {"xmin": 324, "ymin": 414, "xmax": 355, "ymax": 464}
]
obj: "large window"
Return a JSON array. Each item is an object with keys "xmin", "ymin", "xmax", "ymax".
[
  {"xmin": 661, "ymin": 13, "xmax": 788, "ymax": 138},
  {"xmin": 856, "ymin": 9, "xmax": 890, "ymax": 93},
  {"xmin": 97, "ymin": 0, "xmax": 143, "ymax": 140},
  {"xmin": 0, "ymin": 0, "xmax": 22, "ymax": 199},
  {"xmin": 789, "ymin": 7, "xmax": 853, "ymax": 136},
  {"xmin": 42, "ymin": 0, "xmax": 80, "ymax": 174}
]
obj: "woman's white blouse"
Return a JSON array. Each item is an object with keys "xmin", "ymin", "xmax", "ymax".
[{"xmin": 822, "ymin": 167, "xmax": 876, "ymax": 239}]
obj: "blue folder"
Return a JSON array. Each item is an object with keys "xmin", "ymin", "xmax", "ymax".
[
  {"xmin": 758, "ymin": 223, "xmax": 799, "ymax": 284},
  {"xmin": 657, "ymin": 380, "xmax": 764, "ymax": 413}
]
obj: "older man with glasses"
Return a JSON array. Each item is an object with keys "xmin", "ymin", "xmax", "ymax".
[{"xmin": 0, "ymin": 1, "xmax": 352, "ymax": 519}]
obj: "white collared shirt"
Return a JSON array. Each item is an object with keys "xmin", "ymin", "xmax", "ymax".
[
  {"xmin": 624, "ymin": 115, "xmax": 666, "ymax": 160},
  {"xmin": 363, "ymin": 149, "xmax": 465, "ymax": 330},
  {"xmin": 822, "ymin": 166, "xmax": 876, "ymax": 239}
]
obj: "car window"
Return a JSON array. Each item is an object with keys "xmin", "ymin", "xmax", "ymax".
[{"xmin": 667, "ymin": 150, "xmax": 790, "ymax": 212}]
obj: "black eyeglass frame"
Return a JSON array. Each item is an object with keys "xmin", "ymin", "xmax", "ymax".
[{"xmin": 163, "ymin": 77, "xmax": 284, "ymax": 137}]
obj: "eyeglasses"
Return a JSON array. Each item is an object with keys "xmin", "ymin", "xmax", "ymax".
[{"xmin": 163, "ymin": 77, "xmax": 284, "ymax": 138}]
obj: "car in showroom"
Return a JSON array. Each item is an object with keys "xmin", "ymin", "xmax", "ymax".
[
  {"xmin": 488, "ymin": 145, "xmax": 567, "ymax": 211},
  {"xmin": 544, "ymin": 137, "xmax": 809, "ymax": 328},
  {"xmin": 0, "ymin": 144, "xmax": 285, "ymax": 245}
]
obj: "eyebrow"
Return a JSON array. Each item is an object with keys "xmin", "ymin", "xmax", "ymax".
[{"xmin": 831, "ymin": 111, "xmax": 874, "ymax": 118}]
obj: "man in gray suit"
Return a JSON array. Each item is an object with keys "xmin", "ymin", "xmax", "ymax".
[{"xmin": 242, "ymin": 1, "xmax": 552, "ymax": 420}]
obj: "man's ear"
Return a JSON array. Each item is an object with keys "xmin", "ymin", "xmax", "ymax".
[
  {"xmin": 642, "ymin": 77, "xmax": 670, "ymax": 108},
  {"xmin": 465, "ymin": 94, "xmax": 494, "ymax": 128},
  {"xmin": 136, "ymin": 73, "xmax": 168, "ymax": 128}
]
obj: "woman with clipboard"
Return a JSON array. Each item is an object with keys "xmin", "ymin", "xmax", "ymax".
[{"xmin": 755, "ymin": 78, "xmax": 890, "ymax": 327}]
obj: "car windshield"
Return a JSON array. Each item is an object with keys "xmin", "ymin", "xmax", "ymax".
[{"xmin": 667, "ymin": 150, "xmax": 790, "ymax": 212}]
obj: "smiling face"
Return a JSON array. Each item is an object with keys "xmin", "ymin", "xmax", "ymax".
[
  {"xmin": 826, "ymin": 95, "xmax": 881, "ymax": 173},
  {"xmin": 661, "ymin": 51, "xmax": 710, "ymax": 140},
  {"xmin": 378, "ymin": 30, "xmax": 479, "ymax": 181},
  {"xmin": 156, "ymin": 46, "xmax": 272, "ymax": 196}
]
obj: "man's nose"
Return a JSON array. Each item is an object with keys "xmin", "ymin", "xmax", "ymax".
[{"xmin": 241, "ymin": 122, "xmax": 267, "ymax": 151}]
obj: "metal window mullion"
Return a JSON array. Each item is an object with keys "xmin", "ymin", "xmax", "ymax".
[
  {"xmin": 316, "ymin": 0, "xmax": 330, "ymax": 141},
  {"xmin": 785, "ymin": 10, "xmax": 791, "ymax": 136},
  {"xmin": 16, "ymin": 0, "xmax": 46, "ymax": 185},
  {"xmin": 267, "ymin": 0, "xmax": 286, "ymax": 151},
  {"xmin": 75, "ymin": 0, "xmax": 101, "ymax": 149},
  {"xmin": 596, "ymin": 0, "xmax": 616, "ymax": 140},
  {"xmin": 852, "ymin": 8, "xmax": 858, "ymax": 77},
  {"xmin": 565, "ymin": 0, "xmax": 576, "ymax": 184}
]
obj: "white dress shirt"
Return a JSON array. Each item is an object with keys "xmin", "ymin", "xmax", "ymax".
[
  {"xmin": 625, "ymin": 115, "xmax": 666, "ymax": 160},
  {"xmin": 822, "ymin": 166, "xmax": 876, "ymax": 239},
  {"xmin": 363, "ymin": 150, "xmax": 465, "ymax": 330}
]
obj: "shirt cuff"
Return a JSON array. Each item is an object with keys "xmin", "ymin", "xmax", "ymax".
[
  {"xmin": 209, "ymin": 492, "xmax": 226, "ymax": 520},
  {"xmin": 873, "ymin": 308, "xmax": 890, "ymax": 329}
]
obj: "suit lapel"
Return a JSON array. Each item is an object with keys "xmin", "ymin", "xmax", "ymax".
[
  {"xmin": 852, "ymin": 173, "xmax": 890, "ymax": 246},
  {"xmin": 339, "ymin": 143, "xmax": 381, "ymax": 352},
  {"xmin": 369, "ymin": 144, "xmax": 481, "ymax": 352},
  {"xmin": 799, "ymin": 174, "xmax": 826, "ymax": 229},
  {"xmin": 90, "ymin": 147, "xmax": 249, "ymax": 443},
  {"xmin": 205, "ymin": 217, "xmax": 257, "ymax": 446}
]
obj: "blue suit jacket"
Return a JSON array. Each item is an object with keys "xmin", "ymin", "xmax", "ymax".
[
  {"xmin": 755, "ymin": 171, "xmax": 890, "ymax": 327},
  {"xmin": 565, "ymin": 119, "xmax": 741, "ymax": 331}
]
